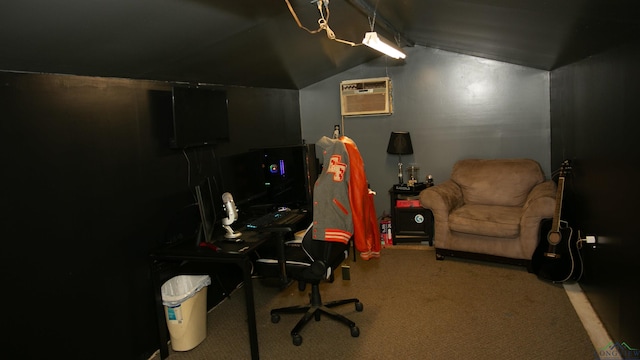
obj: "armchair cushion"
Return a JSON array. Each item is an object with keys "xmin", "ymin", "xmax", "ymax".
[
  {"xmin": 449, "ymin": 204, "xmax": 522, "ymax": 238},
  {"xmin": 451, "ymin": 158, "xmax": 545, "ymax": 206}
]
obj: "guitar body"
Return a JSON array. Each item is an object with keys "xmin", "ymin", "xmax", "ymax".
[{"xmin": 532, "ymin": 218, "xmax": 582, "ymax": 282}]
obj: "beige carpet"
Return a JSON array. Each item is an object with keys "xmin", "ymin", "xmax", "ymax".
[{"xmin": 153, "ymin": 246, "xmax": 595, "ymax": 360}]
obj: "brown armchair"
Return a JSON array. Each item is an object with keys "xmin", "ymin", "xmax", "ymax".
[{"xmin": 419, "ymin": 158, "xmax": 556, "ymax": 270}]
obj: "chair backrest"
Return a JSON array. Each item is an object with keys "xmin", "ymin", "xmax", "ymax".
[
  {"xmin": 301, "ymin": 227, "xmax": 348, "ymax": 281},
  {"xmin": 451, "ymin": 158, "xmax": 545, "ymax": 207}
]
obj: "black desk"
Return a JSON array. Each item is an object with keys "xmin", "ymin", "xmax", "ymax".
[
  {"xmin": 249, "ymin": 208, "xmax": 312, "ymax": 285},
  {"xmin": 150, "ymin": 230, "xmax": 273, "ymax": 360}
]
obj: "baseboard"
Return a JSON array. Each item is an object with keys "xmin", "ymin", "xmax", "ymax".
[
  {"xmin": 435, "ymin": 248, "xmax": 532, "ymax": 270},
  {"xmin": 384, "ymin": 243, "xmax": 434, "ymax": 251},
  {"xmin": 563, "ymin": 282, "xmax": 620, "ymax": 359}
]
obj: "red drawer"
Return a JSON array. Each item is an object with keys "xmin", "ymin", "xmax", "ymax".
[{"xmin": 396, "ymin": 199, "xmax": 421, "ymax": 208}]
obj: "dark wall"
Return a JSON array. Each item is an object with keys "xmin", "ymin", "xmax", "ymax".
[
  {"xmin": 0, "ymin": 72, "xmax": 301, "ymax": 359},
  {"xmin": 550, "ymin": 41, "xmax": 640, "ymax": 348}
]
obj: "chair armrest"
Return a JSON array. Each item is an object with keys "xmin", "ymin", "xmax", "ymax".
[
  {"xmin": 419, "ymin": 179, "xmax": 464, "ymax": 217},
  {"xmin": 522, "ymin": 180, "xmax": 557, "ymax": 217},
  {"xmin": 419, "ymin": 180, "xmax": 463, "ymax": 249},
  {"xmin": 520, "ymin": 180, "xmax": 557, "ymax": 257}
]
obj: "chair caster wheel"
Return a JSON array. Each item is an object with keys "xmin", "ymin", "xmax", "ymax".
[
  {"xmin": 355, "ymin": 302, "xmax": 363, "ymax": 312},
  {"xmin": 350, "ymin": 325, "xmax": 360, "ymax": 337},
  {"xmin": 292, "ymin": 334, "xmax": 302, "ymax": 346},
  {"xmin": 271, "ymin": 314, "xmax": 280, "ymax": 323}
]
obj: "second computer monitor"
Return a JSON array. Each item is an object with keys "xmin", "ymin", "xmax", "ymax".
[{"xmin": 219, "ymin": 144, "xmax": 318, "ymax": 211}]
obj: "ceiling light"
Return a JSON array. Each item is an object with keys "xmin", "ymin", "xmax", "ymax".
[{"xmin": 362, "ymin": 32, "xmax": 406, "ymax": 59}]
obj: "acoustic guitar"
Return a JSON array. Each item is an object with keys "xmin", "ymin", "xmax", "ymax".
[{"xmin": 532, "ymin": 160, "xmax": 583, "ymax": 282}]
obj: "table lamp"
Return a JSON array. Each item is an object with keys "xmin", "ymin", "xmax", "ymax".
[{"xmin": 387, "ymin": 131, "xmax": 413, "ymax": 185}]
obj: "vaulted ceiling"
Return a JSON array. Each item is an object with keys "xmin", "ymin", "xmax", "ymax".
[{"xmin": 1, "ymin": 0, "xmax": 638, "ymax": 89}]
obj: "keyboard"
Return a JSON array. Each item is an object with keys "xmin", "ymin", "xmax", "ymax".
[
  {"xmin": 245, "ymin": 210, "xmax": 308, "ymax": 230},
  {"xmin": 273, "ymin": 212, "xmax": 307, "ymax": 226}
]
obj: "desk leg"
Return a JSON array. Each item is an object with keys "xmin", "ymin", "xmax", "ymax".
[
  {"xmin": 151, "ymin": 261, "xmax": 170, "ymax": 359},
  {"xmin": 274, "ymin": 233, "xmax": 289, "ymax": 285},
  {"xmin": 241, "ymin": 258, "xmax": 260, "ymax": 360}
]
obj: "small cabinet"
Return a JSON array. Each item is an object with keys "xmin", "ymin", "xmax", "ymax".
[{"xmin": 389, "ymin": 185, "xmax": 434, "ymax": 246}]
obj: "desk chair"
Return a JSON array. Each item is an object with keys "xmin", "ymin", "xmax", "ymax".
[{"xmin": 267, "ymin": 228, "xmax": 363, "ymax": 346}]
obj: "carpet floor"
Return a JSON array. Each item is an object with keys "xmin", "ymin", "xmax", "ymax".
[{"xmin": 153, "ymin": 246, "xmax": 595, "ymax": 360}]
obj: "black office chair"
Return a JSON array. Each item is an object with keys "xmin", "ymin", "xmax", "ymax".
[{"xmin": 267, "ymin": 227, "xmax": 363, "ymax": 346}]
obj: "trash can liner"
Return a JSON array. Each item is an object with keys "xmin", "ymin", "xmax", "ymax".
[{"xmin": 161, "ymin": 275, "xmax": 211, "ymax": 307}]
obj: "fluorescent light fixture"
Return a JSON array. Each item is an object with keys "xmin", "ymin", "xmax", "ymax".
[{"xmin": 362, "ymin": 31, "xmax": 406, "ymax": 59}]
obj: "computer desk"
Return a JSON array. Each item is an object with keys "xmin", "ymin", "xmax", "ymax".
[{"xmin": 150, "ymin": 230, "xmax": 274, "ymax": 360}]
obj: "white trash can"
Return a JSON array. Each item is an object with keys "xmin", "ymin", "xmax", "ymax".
[{"xmin": 161, "ymin": 275, "xmax": 211, "ymax": 351}]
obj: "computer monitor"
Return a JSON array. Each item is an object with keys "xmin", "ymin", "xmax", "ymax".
[
  {"xmin": 218, "ymin": 150, "xmax": 269, "ymax": 212},
  {"xmin": 169, "ymin": 86, "xmax": 230, "ymax": 149},
  {"xmin": 218, "ymin": 145, "xmax": 318, "ymax": 216},
  {"xmin": 195, "ymin": 177, "xmax": 217, "ymax": 243},
  {"xmin": 261, "ymin": 144, "xmax": 317, "ymax": 208}
]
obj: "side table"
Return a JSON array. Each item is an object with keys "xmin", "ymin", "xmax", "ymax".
[{"xmin": 388, "ymin": 184, "xmax": 434, "ymax": 246}]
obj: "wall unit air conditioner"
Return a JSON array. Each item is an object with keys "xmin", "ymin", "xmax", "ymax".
[{"xmin": 340, "ymin": 77, "xmax": 392, "ymax": 116}]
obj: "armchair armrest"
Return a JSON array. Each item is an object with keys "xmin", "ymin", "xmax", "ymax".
[
  {"xmin": 520, "ymin": 180, "xmax": 557, "ymax": 257},
  {"xmin": 522, "ymin": 180, "xmax": 557, "ymax": 217},
  {"xmin": 419, "ymin": 180, "xmax": 463, "ymax": 249},
  {"xmin": 419, "ymin": 179, "xmax": 464, "ymax": 219}
]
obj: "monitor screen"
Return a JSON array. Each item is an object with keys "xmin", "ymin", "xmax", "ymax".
[
  {"xmin": 219, "ymin": 150, "xmax": 269, "ymax": 211},
  {"xmin": 218, "ymin": 145, "xmax": 318, "ymax": 216},
  {"xmin": 261, "ymin": 144, "xmax": 317, "ymax": 208},
  {"xmin": 170, "ymin": 86, "xmax": 229, "ymax": 149}
]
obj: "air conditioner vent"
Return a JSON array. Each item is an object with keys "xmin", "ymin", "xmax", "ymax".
[{"xmin": 340, "ymin": 77, "xmax": 392, "ymax": 116}]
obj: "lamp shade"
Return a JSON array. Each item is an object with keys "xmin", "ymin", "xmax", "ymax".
[{"xmin": 387, "ymin": 131, "xmax": 413, "ymax": 155}]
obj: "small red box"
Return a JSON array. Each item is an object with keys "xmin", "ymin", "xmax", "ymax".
[{"xmin": 396, "ymin": 199, "xmax": 421, "ymax": 208}]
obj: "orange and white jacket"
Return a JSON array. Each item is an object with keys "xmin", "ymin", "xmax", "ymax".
[{"xmin": 312, "ymin": 136, "xmax": 380, "ymax": 256}]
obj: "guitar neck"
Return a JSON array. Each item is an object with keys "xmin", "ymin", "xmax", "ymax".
[{"xmin": 551, "ymin": 176, "xmax": 565, "ymax": 232}]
